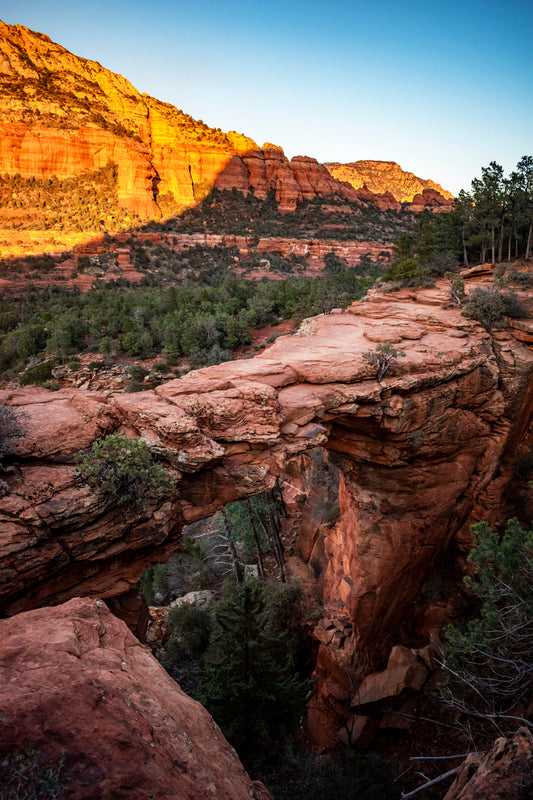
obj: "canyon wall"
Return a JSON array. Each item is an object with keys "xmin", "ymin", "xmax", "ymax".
[
  {"xmin": 2, "ymin": 277, "xmax": 531, "ymax": 682},
  {"xmin": 0, "ymin": 22, "xmax": 356, "ymax": 216},
  {"xmin": 0, "ymin": 21, "xmax": 451, "ymax": 226}
]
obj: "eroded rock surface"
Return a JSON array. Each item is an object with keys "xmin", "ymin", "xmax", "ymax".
[
  {"xmin": 0, "ymin": 20, "xmax": 452, "ymax": 262},
  {"xmin": 0, "ymin": 597, "xmax": 271, "ymax": 800},
  {"xmin": 325, "ymin": 159, "xmax": 453, "ymax": 204},
  {"xmin": 443, "ymin": 728, "xmax": 533, "ymax": 800},
  {"xmin": 1, "ymin": 275, "xmax": 532, "ymax": 743}
]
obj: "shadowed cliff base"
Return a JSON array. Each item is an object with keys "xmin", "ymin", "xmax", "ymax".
[{"xmin": 0, "ymin": 152, "xmax": 413, "ymax": 278}]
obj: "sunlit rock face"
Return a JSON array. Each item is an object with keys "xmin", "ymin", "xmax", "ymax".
[
  {"xmin": 0, "ymin": 19, "xmax": 450, "ymax": 241},
  {"xmin": 1, "ymin": 276, "xmax": 532, "ymax": 741},
  {"xmin": 0, "ymin": 21, "xmax": 356, "ymax": 221},
  {"xmin": 0, "ymin": 597, "xmax": 272, "ymax": 800},
  {"xmin": 325, "ymin": 159, "xmax": 454, "ymax": 204}
]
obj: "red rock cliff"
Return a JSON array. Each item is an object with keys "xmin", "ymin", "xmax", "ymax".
[
  {"xmin": 1, "ymin": 274, "xmax": 531, "ymax": 615},
  {"xmin": 0, "ymin": 22, "xmax": 358, "ymax": 216},
  {"xmin": 1, "ymin": 274, "xmax": 531, "ymax": 742},
  {"xmin": 325, "ymin": 159, "xmax": 453, "ymax": 204},
  {"xmin": 0, "ymin": 21, "xmax": 450, "ymax": 226}
]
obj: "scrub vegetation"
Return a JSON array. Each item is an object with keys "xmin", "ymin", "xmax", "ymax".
[{"xmin": 0, "ymin": 252, "xmax": 378, "ymax": 381}]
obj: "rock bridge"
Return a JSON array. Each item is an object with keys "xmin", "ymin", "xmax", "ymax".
[{"xmin": 1, "ymin": 280, "xmax": 532, "ymax": 679}]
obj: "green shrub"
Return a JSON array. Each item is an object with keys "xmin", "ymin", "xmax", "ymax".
[
  {"xmin": 463, "ymin": 288, "xmax": 528, "ymax": 330},
  {"xmin": 75, "ymin": 433, "xmax": 174, "ymax": 508},
  {"xmin": 161, "ymin": 604, "xmax": 213, "ymax": 694},
  {"xmin": 0, "ymin": 402, "xmax": 24, "ymax": 459},
  {"xmin": 0, "ymin": 747, "xmax": 69, "ymax": 800},
  {"xmin": 439, "ymin": 518, "xmax": 533, "ymax": 729},
  {"xmin": 19, "ymin": 360, "xmax": 56, "ymax": 386}
]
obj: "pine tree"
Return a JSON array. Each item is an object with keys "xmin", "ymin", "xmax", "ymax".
[
  {"xmin": 440, "ymin": 518, "xmax": 533, "ymax": 731},
  {"xmin": 198, "ymin": 579, "xmax": 308, "ymax": 769}
]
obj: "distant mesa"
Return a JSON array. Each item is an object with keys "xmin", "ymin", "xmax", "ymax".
[{"xmin": 325, "ymin": 160, "xmax": 454, "ymax": 204}]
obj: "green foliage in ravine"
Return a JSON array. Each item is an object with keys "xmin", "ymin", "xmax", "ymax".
[{"xmin": 440, "ymin": 518, "xmax": 533, "ymax": 730}]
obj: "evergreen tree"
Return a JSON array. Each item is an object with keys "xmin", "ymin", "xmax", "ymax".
[
  {"xmin": 198, "ymin": 579, "xmax": 309, "ymax": 770},
  {"xmin": 440, "ymin": 518, "xmax": 533, "ymax": 731}
]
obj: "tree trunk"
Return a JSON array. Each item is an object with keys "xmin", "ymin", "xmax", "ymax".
[
  {"xmin": 256, "ymin": 513, "xmax": 286, "ymax": 583},
  {"xmin": 250, "ymin": 516, "xmax": 265, "ymax": 579},
  {"xmin": 222, "ymin": 508, "xmax": 243, "ymax": 583},
  {"xmin": 526, "ymin": 220, "xmax": 533, "ymax": 260},
  {"xmin": 498, "ymin": 219, "xmax": 504, "ymax": 263},
  {"xmin": 462, "ymin": 227, "xmax": 469, "ymax": 267},
  {"xmin": 491, "ymin": 226, "xmax": 496, "ymax": 264}
]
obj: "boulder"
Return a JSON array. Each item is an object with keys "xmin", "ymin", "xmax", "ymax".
[
  {"xmin": 351, "ymin": 645, "xmax": 429, "ymax": 713},
  {"xmin": 0, "ymin": 597, "xmax": 271, "ymax": 800}
]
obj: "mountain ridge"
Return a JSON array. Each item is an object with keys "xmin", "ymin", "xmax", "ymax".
[
  {"xmin": 325, "ymin": 159, "xmax": 454, "ymax": 203},
  {"xmin": 0, "ymin": 19, "xmax": 452, "ymax": 231}
]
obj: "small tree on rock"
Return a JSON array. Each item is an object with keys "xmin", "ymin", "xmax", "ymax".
[
  {"xmin": 0, "ymin": 402, "xmax": 25, "ymax": 497},
  {"xmin": 362, "ymin": 341, "xmax": 406, "ymax": 380},
  {"xmin": 75, "ymin": 433, "xmax": 174, "ymax": 509},
  {"xmin": 445, "ymin": 271, "xmax": 466, "ymax": 306}
]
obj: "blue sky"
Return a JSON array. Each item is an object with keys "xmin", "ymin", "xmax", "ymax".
[{"xmin": 1, "ymin": 0, "xmax": 532, "ymax": 194}]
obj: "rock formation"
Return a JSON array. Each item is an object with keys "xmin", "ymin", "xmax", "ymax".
[
  {"xmin": 0, "ymin": 596, "xmax": 271, "ymax": 800},
  {"xmin": 410, "ymin": 187, "xmax": 454, "ymax": 213},
  {"xmin": 443, "ymin": 728, "xmax": 533, "ymax": 800},
  {"xmin": 0, "ymin": 21, "xmax": 357, "ymax": 222},
  {"xmin": 0, "ymin": 19, "xmax": 451, "ymax": 255},
  {"xmin": 1, "ymin": 272, "xmax": 531, "ymax": 744},
  {"xmin": 325, "ymin": 159, "xmax": 453, "ymax": 204}
]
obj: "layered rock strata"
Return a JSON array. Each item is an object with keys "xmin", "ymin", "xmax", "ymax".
[
  {"xmin": 0, "ymin": 21, "xmax": 451, "ymax": 227},
  {"xmin": 1, "ymin": 275, "xmax": 531, "ymax": 742},
  {"xmin": 0, "ymin": 596, "xmax": 271, "ymax": 800},
  {"xmin": 0, "ymin": 22, "xmax": 355, "ymax": 215},
  {"xmin": 325, "ymin": 159, "xmax": 454, "ymax": 204}
]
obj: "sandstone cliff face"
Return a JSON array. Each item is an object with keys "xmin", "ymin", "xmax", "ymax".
[
  {"xmin": 0, "ymin": 597, "xmax": 271, "ymax": 800},
  {"xmin": 0, "ymin": 20, "xmax": 450, "ymax": 238},
  {"xmin": 1, "ymin": 275, "xmax": 531, "ymax": 744},
  {"xmin": 0, "ymin": 21, "xmax": 359, "ymax": 220},
  {"xmin": 325, "ymin": 159, "xmax": 454, "ymax": 204}
]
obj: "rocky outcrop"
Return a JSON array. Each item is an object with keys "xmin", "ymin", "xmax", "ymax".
[
  {"xmin": 118, "ymin": 230, "xmax": 392, "ymax": 269},
  {"xmin": 0, "ymin": 21, "xmax": 358, "ymax": 223},
  {"xmin": 0, "ymin": 597, "xmax": 271, "ymax": 800},
  {"xmin": 325, "ymin": 160, "xmax": 453, "ymax": 204},
  {"xmin": 1, "ymin": 275, "xmax": 532, "ymax": 741},
  {"xmin": 443, "ymin": 728, "xmax": 533, "ymax": 800},
  {"xmin": 0, "ymin": 19, "xmax": 451, "ymax": 252},
  {"xmin": 410, "ymin": 187, "xmax": 454, "ymax": 213}
]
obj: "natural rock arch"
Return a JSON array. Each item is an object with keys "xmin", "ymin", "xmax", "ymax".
[{"xmin": 1, "ymin": 280, "xmax": 532, "ymax": 709}]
